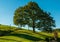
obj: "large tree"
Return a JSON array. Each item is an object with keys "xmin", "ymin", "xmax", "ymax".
[{"xmin": 13, "ymin": 2, "xmax": 55, "ymax": 32}]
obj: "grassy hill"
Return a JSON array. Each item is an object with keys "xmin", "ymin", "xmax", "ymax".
[{"xmin": 0, "ymin": 24, "xmax": 60, "ymax": 42}]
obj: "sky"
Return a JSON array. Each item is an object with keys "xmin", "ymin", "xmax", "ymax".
[{"xmin": 0, "ymin": 0, "xmax": 60, "ymax": 28}]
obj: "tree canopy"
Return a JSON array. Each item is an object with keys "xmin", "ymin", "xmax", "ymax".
[{"xmin": 13, "ymin": 2, "xmax": 55, "ymax": 32}]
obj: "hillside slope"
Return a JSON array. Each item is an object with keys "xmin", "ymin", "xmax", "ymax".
[{"xmin": 0, "ymin": 24, "xmax": 59, "ymax": 42}]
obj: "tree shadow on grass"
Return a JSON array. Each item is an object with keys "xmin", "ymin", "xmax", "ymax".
[
  {"xmin": 34, "ymin": 32, "xmax": 60, "ymax": 42},
  {"xmin": 10, "ymin": 33, "xmax": 43, "ymax": 41}
]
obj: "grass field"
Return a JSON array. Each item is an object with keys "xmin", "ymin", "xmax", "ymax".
[{"xmin": 0, "ymin": 24, "xmax": 60, "ymax": 42}]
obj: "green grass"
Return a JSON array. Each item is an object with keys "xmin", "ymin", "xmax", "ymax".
[{"xmin": 0, "ymin": 24, "xmax": 60, "ymax": 42}]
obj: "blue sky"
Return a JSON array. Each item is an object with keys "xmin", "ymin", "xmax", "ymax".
[{"xmin": 0, "ymin": 0, "xmax": 60, "ymax": 28}]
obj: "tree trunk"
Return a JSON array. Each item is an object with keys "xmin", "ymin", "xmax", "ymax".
[
  {"xmin": 33, "ymin": 26, "xmax": 35, "ymax": 33},
  {"xmin": 33, "ymin": 20, "xmax": 35, "ymax": 33}
]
